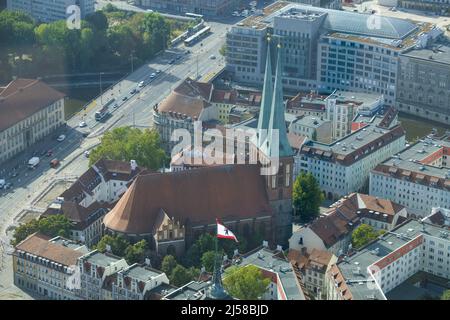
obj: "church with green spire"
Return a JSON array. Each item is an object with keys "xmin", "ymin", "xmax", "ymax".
[{"xmin": 254, "ymin": 38, "xmax": 294, "ymax": 248}]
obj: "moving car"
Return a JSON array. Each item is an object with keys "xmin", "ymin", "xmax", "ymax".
[
  {"xmin": 50, "ymin": 159, "xmax": 60, "ymax": 168},
  {"xmin": 56, "ymin": 134, "xmax": 66, "ymax": 142},
  {"xmin": 28, "ymin": 157, "xmax": 40, "ymax": 169},
  {"xmin": 210, "ymin": 55, "xmax": 216, "ymax": 60}
]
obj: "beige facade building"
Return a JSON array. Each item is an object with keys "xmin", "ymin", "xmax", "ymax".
[{"xmin": 0, "ymin": 78, "xmax": 65, "ymax": 163}]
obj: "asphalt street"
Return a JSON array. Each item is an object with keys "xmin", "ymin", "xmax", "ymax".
[{"xmin": 0, "ymin": 10, "xmax": 236, "ymax": 299}]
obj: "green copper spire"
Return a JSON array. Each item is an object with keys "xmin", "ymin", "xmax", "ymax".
[
  {"xmin": 266, "ymin": 44, "xmax": 293, "ymax": 158},
  {"xmin": 257, "ymin": 36, "xmax": 273, "ymax": 147}
]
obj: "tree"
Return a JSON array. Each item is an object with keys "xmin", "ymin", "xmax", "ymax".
[
  {"xmin": 11, "ymin": 215, "xmax": 72, "ymax": 246},
  {"xmin": 95, "ymin": 234, "xmax": 130, "ymax": 257},
  {"xmin": 183, "ymin": 243, "xmax": 202, "ymax": 267},
  {"xmin": 223, "ymin": 265, "xmax": 270, "ymax": 300},
  {"xmin": 441, "ymin": 290, "xmax": 450, "ymax": 300},
  {"xmin": 201, "ymin": 251, "xmax": 216, "ymax": 272},
  {"xmin": 85, "ymin": 11, "xmax": 108, "ymax": 31},
  {"xmin": 161, "ymin": 255, "xmax": 178, "ymax": 276},
  {"xmin": 124, "ymin": 239, "xmax": 147, "ymax": 264},
  {"xmin": 351, "ymin": 224, "xmax": 384, "ymax": 249},
  {"xmin": 89, "ymin": 127, "xmax": 166, "ymax": 170},
  {"xmin": 170, "ymin": 265, "xmax": 194, "ymax": 287},
  {"xmin": 292, "ymin": 172, "xmax": 324, "ymax": 222},
  {"xmin": 219, "ymin": 44, "xmax": 227, "ymax": 57}
]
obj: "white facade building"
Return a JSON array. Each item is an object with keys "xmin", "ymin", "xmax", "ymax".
[
  {"xmin": 298, "ymin": 108, "xmax": 405, "ymax": 200},
  {"xmin": 370, "ymin": 134, "xmax": 450, "ymax": 217}
]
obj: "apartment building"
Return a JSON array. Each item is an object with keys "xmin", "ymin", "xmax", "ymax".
[
  {"xmin": 226, "ymin": 2, "xmax": 439, "ymax": 105},
  {"xmin": 325, "ymin": 219, "xmax": 450, "ymax": 300},
  {"xmin": 7, "ymin": 0, "xmax": 95, "ymax": 23},
  {"xmin": 136, "ymin": 0, "xmax": 239, "ymax": 16},
  {"xmin": 13, "ymin": 234, "xmax": 172, "ymax": 300},
  {"xmin": 290, "ymin": 193, "xmax": 407, "ymax": 256},
  {"xmin": 396, "ymin": 43, "xmax": 450, "ymax": 125},
  {"xmin": 77, "ymin": 250, "xmax": 129, "ymax": 300},
  {"xmin": 0, "ymin": 79, "xmax": 65, "ymax": 164},
  {"xmin": 42, "ymin": 159, "xmax": 144, "ymax": 247},
  {"xmin": 231, "ymin": 245, "xmax": 307, "ymax": 300},
  {"xmin": 109, "ymin": 264, "xmax": 170, "ymax": 300},
  {"xmin": 288, "ymin": 248, "xmax": 337, "ymax": 299},
  {"xmin": 289, "ymin": 115, "xmax": 332, "ymax": 144},
  {"xmin": 13, "ymin": 233, "xmax": 89, "ymax": 300},
  {"xmin": 370, "ymin": 134, "xmax": 450, "ymax": 217},
  {"xmin": 297, "ymin": 108, "xmax": 405, "ymax": 199}
]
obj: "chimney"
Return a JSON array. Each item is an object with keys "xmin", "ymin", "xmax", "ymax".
[{"xmin": 130, "ymin": 160, "xmax": 137, "ymax": 171}]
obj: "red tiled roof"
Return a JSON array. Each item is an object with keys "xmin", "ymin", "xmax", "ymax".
[
  {"xmin": 104, "ymin": 165, "xmax": 273, "ymax": 234},
  {"xmin": 0, "ymin": 78, "xmax": 65, "ymax": 132},
  {"xmin": 15, "ymin": 233, "xmax": 83, "ymax": 267}
]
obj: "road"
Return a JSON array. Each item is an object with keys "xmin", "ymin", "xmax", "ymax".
[{"xmin": 0, "ymin": 9, "xmax": 232, "ymax": 299}]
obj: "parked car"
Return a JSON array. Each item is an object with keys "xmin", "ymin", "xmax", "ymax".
[
  {"xmin": 122, "ymin": 96, "xmax": 128, "ymax": 101},
  {"xmin": 138, "ymin": 81, "xmax": 144, "ymax": 88},
  {"xmin": 46, "ymin": 150, "xmax": 53, "ymax": 157},
  {"xmin": 84, "ymin": 150, "xmax": 90, "ymax": 158},
  {"xmin": 130, "ymin": 89, "xmax": 137, "ymax": 94},
  {"xmin": 210, "ymin": 55, "xmax": 216, "ymax": 60},
  {"xmin": 56, "ymin": 134, "xmax": 66, "ymax": 142},
  {"xmin": 79, "ymin": 121, "xmax": 87, "ymax": 127}
]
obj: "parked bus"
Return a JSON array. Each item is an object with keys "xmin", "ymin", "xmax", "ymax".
[{"xmin": 184, "ymin": 26, "xmax": 211, "ymax": 46}]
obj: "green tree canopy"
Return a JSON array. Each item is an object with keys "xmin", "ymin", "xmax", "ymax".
[
  {"xmin": 95, "ymin": 234, "xmax": 130, "ymax": 257},
  {"xmin": 161, "ymin": 255, "xmax": 178, "ymax": 276},
  {"xmin": 441, "ymin": 289, "xmax": 450, "ymax": 300},
  {"xmin": 292, "ymin": 172, "xmax": 324, "ymax": 222},
  {"xmin": 11, "ymin": 214, "xmax": 72, "ymax": 246},
  {"xmin": 351, "ymin": 224, "xmax": 385, "ymax": 249},
  {"xmin": 223, "ymin": 265, "xmax": 271, "ymax": 300},
  {"xmin": 201, "ymin": 251, "xmax": 216, "ymax": 273},
  {"xmin": 124, "ymin": 239, "xmax": 148, "ymax": 264},
  {"xmin": 89, "ymin": 127, "xmax": 166, "ymax": 170},
  {"xmin": 170, "ymin": 265, "xmax": 195, "ymax": 287}
]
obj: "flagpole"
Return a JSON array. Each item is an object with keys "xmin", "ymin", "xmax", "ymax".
[{"xmin": 209, "ymin": 219, "xmax": 227, "ymax": 299}]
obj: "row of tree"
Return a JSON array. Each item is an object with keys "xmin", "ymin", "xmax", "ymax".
[
  {"xmin": 11, "ymin": 214, "xmax": 72, "ymax": 246},
  {"xmin": 0, "ymin": 7, "xmax": 192, "ymax": 83},
  {"xmin": 94, "ymin": 234, "xmax": 148, "ymax": 265}
]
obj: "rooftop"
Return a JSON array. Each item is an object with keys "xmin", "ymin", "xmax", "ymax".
[
  {"xmin": 373, "ymin": 134, "xmax": 450, "ymax": 184},
  {"xmin": 333, "ymin": 218, "xmax": 450, "ymax": 300},
  {"xmin": 402, "ymin": 43, "xmax": 450, "ymax": 65},
  {"xmin": 0, "ymin": 78, "xmax": 65, "ymax": 132},
  {"xmin": 301, "ymin": 108, "xmax": 405, "ymax": 165},
  {"xmin": 119, "ymin": 264, "xmax": 164, "ymax": 282},
  {"xmin": 163, "ymin": 281, "xmax": 210, "ymax": 300},
  {"xmin": 238, "ymin": 2, "xmax": 420, "ymax": 43},
  {"xmin": 292, "ymin": 115, "xmax": 329, "ymax": 128},
  {"xmin": 238, "ymin": 247, "xmax": 306, "ymax": 300},
  {"xmin": 14, "ymin": 233, "xmax": 85, "ymax": 267},
  {"xmin": 82, "ymin": 250, "xmax": 123, "ymax": 267}
]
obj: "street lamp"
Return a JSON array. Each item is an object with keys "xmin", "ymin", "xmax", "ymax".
[{"xmin": 99, "ymin": 72, "xmax": 105, "ymax": 105}]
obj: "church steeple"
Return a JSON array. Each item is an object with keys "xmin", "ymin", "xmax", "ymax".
[
  {"xmin": 257, "ymin": 36, "xmax": 273, "ymax": 147},
  {"xmin": 265, "ymin": 43, "xmax": 293, "ymax": 158}
]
